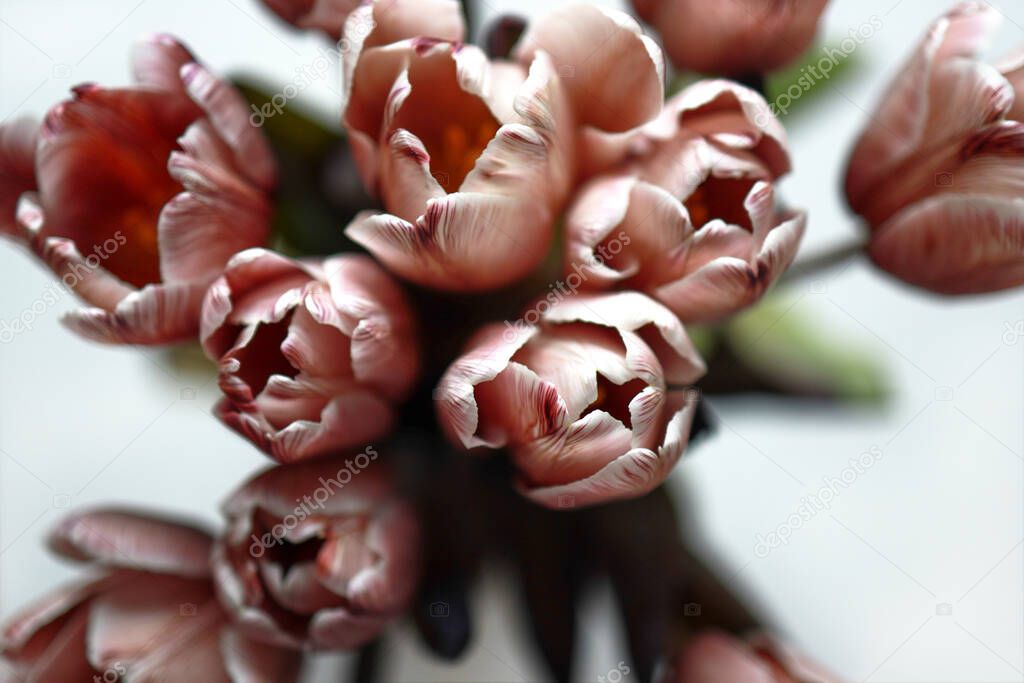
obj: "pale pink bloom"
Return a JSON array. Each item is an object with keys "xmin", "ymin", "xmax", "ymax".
[
  {"xmin": 436, "ymin": 292, "xmax": 706, "ymax": 508},
  {"xmin": 632, "ymin": 0, "xmax": 829, "ymax": 75},
  {"xmin": 201, "ymin": 249, "xmax": 419, "ymax": 464},
  {"xmin": 261, "ymin": 0, "xmax": 360, "ymax": 40},
  {"xmin": 567, "ymin": 81, "xmax": 804, "ymax": 323},
  {"xmin": 663, "ymin": 631, "xmax": 841, "ymax": 683},
  {"xmin": 845, "ymin": 2, "xmax": 1024, "ymax": 294},
  {"xmin": 0, "ymin": 508, "xmax": 299, "ymax": 682},
  {"xmin": 342, "ymin": 5, "xmax": 664, "ymax": 291},
  {"xmin": 212, "ymin": 455, "xmax": 421, "ymax": 649},
  {"xmin": 0, "ymin": 34, "xmax": 275, "ymax": 344}
]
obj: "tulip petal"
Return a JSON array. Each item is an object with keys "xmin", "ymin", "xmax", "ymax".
[
  {"xmin": 542, "ymin": 292, "xmax": 706, "ymax": 385},
  {"xmin": 380, "ymin": 129, "xmax": 445, "ymax": 223},
  {"xmin": 180, "ymin": 63, "xmax": 276, "ymax": 191},
  {"xmin": 522, "ymin": 390, "xmax": 697, "ymax": 509},
  {"xmin": 34, "ymin": 234, "xmax": 135, "ymax": 311},
  {"xmin": 0, "ymin": 117, "xmax": 37, "ymax": 238},
  {"xmin": 515, "ymin": 4, "xmax": 664, "ymax": 132},
  {"xmin": 1000, "ymin": 47, "xmax": 1024, "ymax": 120},
  {"xmin": 307, "ymin": 607, "xmax": 390, "ymax": 650},
  {"xmin": 131, "ymin": 33, "xmax": 194, "ymax": 95},
  {"xmin": 435, "ymin": 323, "xmax": 542, "ymax": 449},
  {"xmin": 514, "ymin": 410, "xmax": 635, "ymax": 488},
  {"xmin": 61, "ymin": 280, "xmax": 207, "ymax": 344},
  {"xmin": 671, "ymin": 631, "xmax": 778, "ymax": 683},
  {"xmin": 845, "ymin": 2, "xmax": 1006, "ymax": 209},
  {"xmin": 0, "ymin": 576, "xmax": 115, "ymax": 653},
  {"xmin": 263, "ymin": 0, "xmax": 359, "ymax": 39},
  {"xmin": 7, "ymin": 605, "xmax": 94, "ymax": 683},
  {"xmin": 656, "ymin": 210, "xmax": 806, "ymax": 323},
  {"xmin": 48, "ymin": 508, "xmax": 214, "ymax": 578},
  {"xmin": 473, "ymin": 361, "xmax": 567, "ymax": 449},
  {"xmin": 870, "ymin": 194, "xmax": 1024, "ymax": 294}
]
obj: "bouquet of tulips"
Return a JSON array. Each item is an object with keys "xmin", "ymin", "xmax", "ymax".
[{"xmin": 1, "ymin": 0, "xmax": 1021, "ymax": 680}]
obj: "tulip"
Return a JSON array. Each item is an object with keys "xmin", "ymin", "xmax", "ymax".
[
  {"xmin": 662, "ymin": 631, "xmax": 840, "ymax": 683},
  {"xmin": 211, "ymin": 454, "xmax": 421, "ymax": 649},
  {"xmin": 0, "ymin": 508, "xmax": 300, "ymax": 681},
  {"xmin": 845, "ymin": 2, "xmax": 1024, "ymax": 294},
  {"xmin": 342, "ymin": 5, "xmax": 664, "ymax": 291},
  {"xmin": 201, "ymin": 249, "xmax": 419, "ymax": 464},
  {"xmin": 0, "ymin": 34, "xmax": 276, "ymax": 344},
  {"xmin": 632, "ymin": 0, "xmax": 829, "ymax": 76},
  {"xmin": 567, "ymin": 81, "xmax": 804, "ymax": 323},
  {"xmin": 436, "ymin": 292, "xmax": 706, "ymax": 508}
]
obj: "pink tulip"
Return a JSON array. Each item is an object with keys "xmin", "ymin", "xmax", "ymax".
[
  {"xmin": 663, "ymin": 631, "xmax": 841, "ymax": 683},
  {"xmin": 201, "ymin": 249, "xmax": 419, "ymax": 464},
  {"xmin": 567, "ymin": 81, "xmax": 804, "ymax": 323},
  {"xmin": 342, "ymin": 5, "xmax": 664, "ymax": 291},
  {"xmin": 0, "ymin": 508, "xmax": 300, "ymax": 682},
  {"xmin": 632, "ymin": 0, "xmax": 829, "ymax": 75},
  {"xmin": 260, "ymin": 0, "xmax": 360, "ymax": 39},
  {"xmin": 0, "ymin": 34, "xmax": 275, "ymax": 345},
  {"xmin": 845, "ymin": 2, "xmax": 1024, "ymax": 294},
  {"xmin": 436, "ymin": 292, "xmax": 705, "ymax": 508},
  {"xmin": 211, "ymin": 455, "xmax": 421, "ymax": 649}
]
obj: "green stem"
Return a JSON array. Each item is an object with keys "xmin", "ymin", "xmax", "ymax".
[{"xmin": 780, "ymin": 235, "xmax": 868, "ymax": 285}]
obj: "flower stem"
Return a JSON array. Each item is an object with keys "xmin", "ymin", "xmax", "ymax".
[{"xmin": 780, "ymin": 235, "xmax": 868, "ymax": 285}]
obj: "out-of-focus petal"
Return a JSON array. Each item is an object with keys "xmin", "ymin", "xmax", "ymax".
[
  {"xmin": 262, "ymin": 0, "xmax": 360, "ymax": 39},
  {"xmin": 221, "ymin": 627, "xmax": 302, "ymax": 683},
  {"xmin": 131, "ymin": 33, "xmax": 194, "ymax": 97},
  {"xmin": 515, "ymin": 4, "xmax": 664, "ymax": 133},
  {"xmin": 870, "ymin": 194, "xmax": 1024, "ymax": 294},
  {"xmin": 48, "ymin": 508, "xmax": 214, "ymax": 578},
  {"xmin": 61, "ymin": 281, "xmax": 207, "ymax": 345},
  {"xmin": 0, "ymin": 117, "xmax": 38, "ymax": 238}
]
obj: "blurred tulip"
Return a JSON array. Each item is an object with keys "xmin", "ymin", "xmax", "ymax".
[
  {"xmin": 436, "ymin": 292, "xmax": 706, "ymax": 508},
  {"xmin": 260, "ymin": 0, "xmax": 359, "ymax": 40},
  {"xmin": 0, "ymin": 34, "xmax": 275, "ymax": 344},
  {"xmin": 0, "ymin": 118, "xmax": 37, "ymax": 237},
  {"xmin": 567, "ymin": 81, "xmax": 804, "ymax": 323},
  {"xmin": 0, "ymin": 508, "xmax": 299, "ymax": 682},
  {"xmin": 201, "ymin": 248, "xmax": 419, "ymax": 464},
  {"xmin": 632, "ymin": 0, "xmax": 829, "ymax": 76},
  {"xmin": 212, "ymin": 455, "xmax": 421, "ymax": 649},
  {"xmin": 662, "ymin": 631, "xmax": 840, "ymax": 683},
  {"xmin": 845, "ymin": 2, "xmax": 1024, "ymax": 294}
]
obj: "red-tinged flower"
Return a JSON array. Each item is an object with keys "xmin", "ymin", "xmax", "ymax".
[
  {"xmin": 661, "ymin": 631, "xmax": 841, "ymax": 683},
  {"xmin": 260, "ymin": 0, "xmax": 359, "ymax": 39},
  {"xmin": 632, "ymin": 0, "xmax": 829, "ymax": 76},
  {"xmin": 341, "ymin": 5, "xmax": 663, "ymax": 291},
  {"xmin": 0, "ymin": 34, "xmax": 275, "ymax": 344},
  {"xmin": 845, "ymin": 2, "xmax": 1024, "ymax": 294},
  {"xmin": 0, "ymin": 508, "xmax": 300, "ymax": 682},
  {"xmin": 201, "ymin": 249, "xmax": 419, "ymax": 464},
  {"xmin": 436, "ymin": 292, "xmax": 706, "ymax": 509},
  {"xmin": 0, "ymin": 118, "xmax": 37, "ymax": 238},
  {"xmin": 567, "ymin": 81, "xmax": 804, "ymax": 323},
  {"xmin": 211, "ymin": 454, "xmax": 421, "ymax": 650}
]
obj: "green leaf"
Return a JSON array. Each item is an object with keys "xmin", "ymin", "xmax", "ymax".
[
  {"xmin": 231, "ymin": 76, "xmax": 379, "ymax": 257},
  {"xmin": 698, "ymin": 290, "xmax": 888, "ymax": 404},
  {"xmin": 764, "ymin": 39, "xmax": 863, "ymax": 121}
]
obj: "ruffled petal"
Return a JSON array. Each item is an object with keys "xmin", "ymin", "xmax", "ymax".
[
  {"xmin": 522, "ymin": 390, "xmax": 697, "ymax": 508},
  {"xmin": 515, "ymin": 4, "xmax": 663, "ymax": 133},
  {"xmin": 656, "ymin": 210, "xmax": 806, "ymax": 323},
  {"xmin": 181, "ymin": 63, "xmax": 276, "ymax": 191},
  {"xmin": 61, "ymin": 281, "xmax": 207, "ymax": 345},
  {"xmin": 48, "ymin": 508, "xmax": 213, "ymax": 577}
]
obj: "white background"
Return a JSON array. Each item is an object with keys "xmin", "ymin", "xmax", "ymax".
[{"xmin": 1, "ymin": 0, "xmax": 1022, "ymax": 680}]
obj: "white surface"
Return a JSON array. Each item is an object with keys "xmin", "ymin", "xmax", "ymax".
[{"xmin": 1, "ymin": 0, "xmax": 1022, "ymax": 680}]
